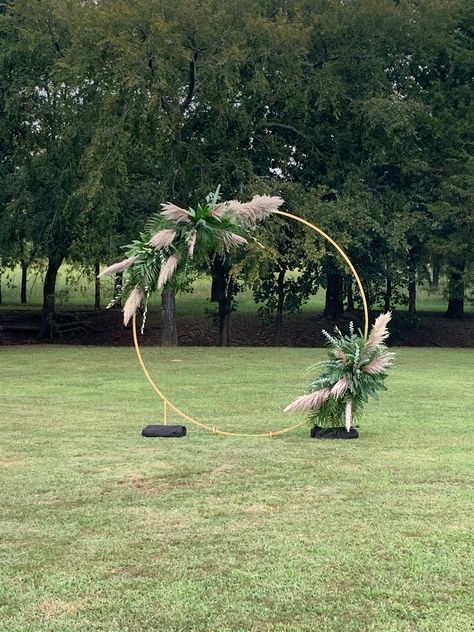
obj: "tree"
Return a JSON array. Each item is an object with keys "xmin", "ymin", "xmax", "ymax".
[
  {"xmin": 244, "ymin": 184, "xmax": 320, "ymax": 344},
  {"xmin": 251, "ymin": 0, "xmax": 460, "ymax": 319},
  {"xmin": 1, "ymin": 0, "xmax": 470, "ymax": 342},
  {"xmin": 418, "ymin": 4, "xmax": 474, "ymax": 318},
  {"xmin": 0, "ymin": 0, "xmax": 97, "ymax": 336}
]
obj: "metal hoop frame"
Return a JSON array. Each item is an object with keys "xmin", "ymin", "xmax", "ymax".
[{"xmin": 132, "ymin": 210, "xmax": 369, "ymax": 438}]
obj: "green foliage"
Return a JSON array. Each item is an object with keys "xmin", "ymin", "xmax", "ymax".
[
  {"xmin": 146, "ymin": 190, "xmax": 247, "ymax": 268},
  {"xmin": 244, "ymin": 182, "xmax": 322, "ymax": 330},
  {"xmin": 0, "ymin": 0, "xmax": 472, "ymax": 329},
  {"xmin": 312, "ymin": 328, "xmax": 392, "ymax": 427},
  {"xmin": 122, "ymin": 235, "xmax": 162, "ymax": 294},
  {"xmin": 112, "ymin": 187, "xmax": 266, "ymax": 326},
  {"xmin": 253, "ymin": 264, "xmax": 319, "ymax": 323},
  {"xmin": 288, "ymin": 315, "xmax": 395, "ymax": 428}
]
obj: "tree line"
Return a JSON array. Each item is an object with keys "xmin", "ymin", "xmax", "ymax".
[{"xmin": 0, "ymin": 0, "xmax": 472, "ymax": 343}]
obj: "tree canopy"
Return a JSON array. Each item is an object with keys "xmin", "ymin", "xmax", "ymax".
[{"xmin": 0, "ymin": 0, "xmax": 472, "ymax": 340}]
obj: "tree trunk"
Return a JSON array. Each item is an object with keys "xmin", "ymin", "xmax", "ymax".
[
  {"xmin": 0, "ymin": 273, "xmax": 2, "ymax": 305},
  {"xmin": 345, "ymin": 278, "xmax": 355, "ymax": 312},
  {"xmin": 408, "ymin": 280, "xmax": 416, "ymax": 315},
  {"xmin": 383, "ymin": 256, "xmax": 392, "ymax": 312},
  {"xmin": 445, "ymin": 263, "xmax": 464, "ymax": 319},
  {"xmin": 408, "ymin": 251, "xmax": 416, "ymax": 315},
  {"xmin": 274, "ymin": 267, "xmax": 286, "ymax": 346},
  {"xmin": 94, "ymin": 261, "xmax": 101, "ymax": 311},
  {"xmin": 218, "ymin": 277, "xmax": 234, "ymax": 347},
  {"xmin": 161, "ymin": 286, "xmax": 178, "ymax": 346},
  {"xmin": 210, "ymin": 275, "xmax": 219, "ymax": 302},
  {"xmin": 20, "ymin": 261, "xmax": 28, "ymax": 305},
  {"xmin": 220, "ymin": 307, "xmax": 231, "ymax": 345},
  {"xmin": 211, "ymin": 255, "xmax": 234, "ymax": 346},
  {"xmin": 362, "ymin": 282, "xmax": 371, "ymax": 313},
  {"xmin": 39, "ymin": 255, "xmax": 63, "ymax": 339},
  {"xmin": 431, "ymin": 259, "xmax": 440, "ymax": 291},
  {"xmin": 324, "ymin": 272, "xmax": 344, "ymax": 319},
  {"xmin": 384, "ymin": 278, "xmax": 392, "ymax": 313}
]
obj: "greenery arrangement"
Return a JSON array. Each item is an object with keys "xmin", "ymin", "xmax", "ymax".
[
  {"xmin": 285, "ymin": 313, "xmax": 394, "ymax": 431},
  {"xmin": 98, "ymin": 190, "xmax": 283, "ymax": 329}
]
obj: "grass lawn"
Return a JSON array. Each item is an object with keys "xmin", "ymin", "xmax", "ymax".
[{"xmin": 1, "ymin": 346, "xmax": 473, "ymax": 631}]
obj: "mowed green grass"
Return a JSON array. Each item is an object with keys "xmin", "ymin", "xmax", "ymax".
[{"xmin": 0, "ymin": 346, "xmax": 473, "ymax": 631}]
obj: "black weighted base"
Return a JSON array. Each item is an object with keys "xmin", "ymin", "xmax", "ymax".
[
  {"xmin": 310, "ymin": 425, "xmax": 359, "ymax": 439},
  {"xmin": 142, "ymin": 425, "xmax": 187, "ymax": 438}
]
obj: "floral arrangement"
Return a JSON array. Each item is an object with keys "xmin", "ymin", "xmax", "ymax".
[
  {"xmin": 98, "ymin": 188, "xmax": 283, "ymax": 329},
  {"xmin": 285, "ymin": 313, "xmax": 395, "ymax": 431}
]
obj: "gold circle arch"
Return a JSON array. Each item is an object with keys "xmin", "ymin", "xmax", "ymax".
[{"xmin": 132, "ymin": 209, "xmax": 369, "ymax": 438}]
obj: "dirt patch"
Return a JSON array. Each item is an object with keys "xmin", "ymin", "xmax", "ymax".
[
  {"xmin": 0, "ymin": 458, "xmax": 30, "ymax": 468},
  {"xmin": 1, "ymin": 307, "xmax": 473, "ymax": 347},
  {"xmin": 115, "ymin": 473, "xmax": 207, "ymax": 495},
  {"xmin": 108, "ymin": 566, "xmax": 150, "ymax": 578},
  {"xmin": 34, "ymin": 599, "xmax": 78, "ymax": 620}
]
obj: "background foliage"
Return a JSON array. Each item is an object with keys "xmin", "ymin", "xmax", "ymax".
[{"xmin": 0, "ymin": 0, "xmax": 472, "ymax": 341}]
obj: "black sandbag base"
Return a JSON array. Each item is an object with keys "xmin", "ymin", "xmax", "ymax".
[
  {"xmin": 310, "ymin": 425, "xmax": 359, "ymax": 440},
  {"xmin": 142, "ymin": 425, "xmax": 187, "ymax": 438}
]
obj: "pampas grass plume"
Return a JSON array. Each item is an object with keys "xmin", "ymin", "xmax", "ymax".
[
  {"xmin": 188, "ymin": 230, "xmax": 197, "ymax": 256},
  {"xmin": 150, "ymin": 229, "xmax": 176, "ymax": 250},
  {"xmin": 331, "ymin": 377, "xmax": 350, "ymax": 398},
  {"xmin": 123, "ymin": 286, "xmax": 144, "ymax": 326},
  {"xmin": 160, "ymin": 203, "xmax": 191, "ymax": 223},
  {"xmin": 224, "ymin": 195, "xmax": 284, "ymax": 225},
  {"xmin": 334, "ymin": 347, "xmax": 347, "ymax": 365},
  {"xmin": 364, "ymin": 352, "xmax": 395, "ymax": 375},
  {"xmin": 210, "ymin": 203, "xmax": 226, "ymax": 218},
  {"xmin": 222, "ymin": 231, "xmax": 248, "ymax": 250},
  {"xmin": 365, "ymin": 312, "xmax": 392, "ymax": 350},
  {"xmin": 98, "ymin": 256, "xmax": 137, "ymax": 278},
  {"xmin": 157, "ymin": 255, "xmax": 179, "ymax": 289},
  {"xmin": 284, "ymin": 387, "xmax": 331, "ymax": 414}
]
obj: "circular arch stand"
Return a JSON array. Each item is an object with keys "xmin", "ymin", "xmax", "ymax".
[{"xmin": 132, "ymin": 209, "xmax": 369, "ymax": 438}]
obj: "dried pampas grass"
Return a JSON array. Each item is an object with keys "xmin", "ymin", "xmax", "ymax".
[
  {"xmin": 363, "ymin": 352, "xmax": 395, "ymax": 375},
  {"xmin": 222, "ymin": 231, "xmax": 248, "ymax": 250},
  {"xmin": 365, "ymin": 312, "xmax": 392, "ymax": 350},
  {"xmin": 123, "ymin": 285, "xmax": 144, "ymax": 326},
  {"xmin": 210, "ymin": 203, "xmax": 226, "ymax": 218},
  {"xmin": 160, "ymin": 202, "xmax": 191, "ymax": 223},
  {"xmin": 98, "ymin": 256, "xmax": 137, "ymax": 278},
  {"xmin": 334, "ymin": 347, "xmax": 347, "ymax": 366},
  {"xmin": 331, "ymin": 377, "xmax": 350, "ymax": 398},
  {"xmin": 284, "ymin": 387, "xmax": 331, "ymax": 414},
  {"xmin": 224, "ymin": 195, "xmax": 284, "ymax": 225},
  {"xmin": 345, "ymin": 400, "xmax": 353, "ymax": 432},
  {"xmin": 150, "ymin": 229, "xmax": 176, "ymax": 250},
  {"xmin": 157, "ymin": 254, "xmax": 179, "ymax": 289}
]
